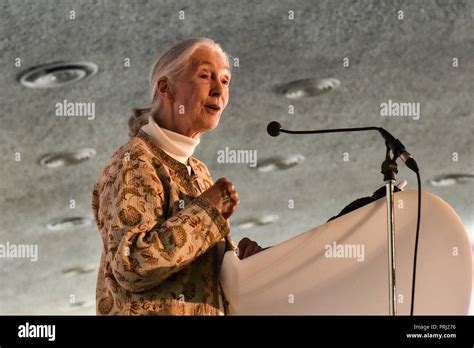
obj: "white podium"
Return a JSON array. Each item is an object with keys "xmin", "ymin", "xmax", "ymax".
[{"xmin": 220, "ymin": 190, "xmax": 472, "ymax": 315}]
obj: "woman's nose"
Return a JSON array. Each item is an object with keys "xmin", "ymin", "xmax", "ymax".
[{"xmin": 210, "ymin": 80, "xmax": 224, "ymax": 97}]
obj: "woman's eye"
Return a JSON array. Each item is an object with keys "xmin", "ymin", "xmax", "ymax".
[{"xmin": 200, "ymin": 74, "xmax": 229, "ymax": 85}]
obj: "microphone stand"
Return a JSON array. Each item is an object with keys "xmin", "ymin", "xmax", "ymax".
[
  {"xmin": 382, "ymin": 145, "xmax": 398, "ymax": 315},
  {"xmin": 269, "ymin": 124, "xmax": 406, "ymax": 316}
]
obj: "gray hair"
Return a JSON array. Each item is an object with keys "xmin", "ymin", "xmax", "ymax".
[{"xmin": 128, "ymin": 37, "xmax": 232, "ymax": 137}]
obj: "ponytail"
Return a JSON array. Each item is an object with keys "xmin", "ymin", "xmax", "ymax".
[{"xmin": 127, "ymin": 107, "xmax": 151, "ymax": 138}]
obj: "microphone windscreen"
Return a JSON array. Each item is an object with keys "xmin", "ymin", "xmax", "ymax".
[{"xmin": 267, "ymin": 121, "xmax": 281, "ymax": 137}]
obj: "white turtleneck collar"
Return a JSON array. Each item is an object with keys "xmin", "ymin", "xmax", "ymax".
[{"xmin": 141, "ymin": 114, "xmax": 200, "ymax": 171}]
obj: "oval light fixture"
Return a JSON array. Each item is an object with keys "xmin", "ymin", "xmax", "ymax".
[
  {"xmin": 67, "ymin": 300, "xmax": 94, "ymax": 309},
  {"xmin": 275, "ymin": 78, "xmax": 341, "ymax": 99},
  {"xmin": 17, "ymin": 61, "xmax": 98, "ymax": 88},
  {"xmin": 429, "ymin": 174, "xmax": 474, "ymax": 187},
  {"xmin": 62, "ymin": 265, "xmax": 96, "ymax": 276},
  {"xmin": 39, "ymin": 148, "xmax": 96, "ymax": 168},
  {"xmin": 256, "ymin": 154, "xmax": 305, "ymax": 172},
  {"xmin": 46, "ymin": 216, "xmax": 93, "ymax": 231},
  {"xmin": 233, "ymin": 214, "xmax": 279, "ymax": 230}
]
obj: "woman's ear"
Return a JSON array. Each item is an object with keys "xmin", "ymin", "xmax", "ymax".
[{"xmin": 156, "ymin": 77, "xmax": 175, "ymax": 102}]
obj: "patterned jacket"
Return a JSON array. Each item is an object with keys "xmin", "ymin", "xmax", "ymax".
[{"xmin": 91, "ymin": 129, "xmax": 235, "ymax": 315}]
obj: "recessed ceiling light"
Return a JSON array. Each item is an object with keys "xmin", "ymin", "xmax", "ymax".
[
  {"xmin": 256, "ymin": 154, "xmax": 305, "ymax": 172},
  {"xmin": 62, "ymin": 265, "xmax": 96, "ymax": 276},
  {"xmin": 39, "ymin": 148, "xmax": 96, "ymax": 168},
  {"xmin": 233, "ymin": 214, "xmax": 279, "ymax": 230},
  {"xmin": 17, "ymin": 61, "xmax": 98, "ymax": 88},
  {"xmin": 275, "ymin": 78, "xmax": 340, "ymax": 99},
  {"xmin": 429, "ymin": 174, "xmax": 474, "ymax": 187},
  {"xmin": 67, "ymin": 300, "xmax": 94, "ymax": 309},
  {"xmin": 46, "ymin": 216, "xmax": 93, "ymax": 231}
]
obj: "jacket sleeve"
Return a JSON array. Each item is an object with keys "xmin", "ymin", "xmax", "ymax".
[{"xmin": 98, "ymin": 152, "xmax": 230, "ymax": 293}]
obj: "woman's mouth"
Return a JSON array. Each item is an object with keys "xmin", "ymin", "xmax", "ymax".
[{"xmin": 204, "ymin": 105, "xmax": 221, "ymax": 113}]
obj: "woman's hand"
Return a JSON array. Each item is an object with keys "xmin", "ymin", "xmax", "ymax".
[
  {"xmin": 200, "ymin": 177, "xmax": 240, "ymax": 220},
  {"xmin": 237, "ymin": 237, "xmax": 263, "ymax": 260}
]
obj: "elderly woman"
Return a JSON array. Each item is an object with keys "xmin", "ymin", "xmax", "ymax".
[{"xmin": 91, "ymin": 38, "xmax": 263, "ymax": 316}]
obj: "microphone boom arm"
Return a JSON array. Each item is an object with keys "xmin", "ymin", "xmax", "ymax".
[{"xmin": 268, "ymin": 121, "xmax": 418, "ymax": 172}]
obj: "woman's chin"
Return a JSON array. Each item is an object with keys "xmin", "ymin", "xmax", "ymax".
[
  {"xmin": 200, "ymin": 121, "xmax": 220, "ymax": 134},
  {"xmin": 204, "ymin": 115, "xmax": 221, "ymax": 129},
  {"xmin": 196, "ymin": 109, "xmax": 222, "ymax": 134}
]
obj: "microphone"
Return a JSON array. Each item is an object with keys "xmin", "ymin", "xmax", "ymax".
[
  {"xmin": 377, "ymin": 128, "xmax": 419, "ymax": 173},
  {"xmin": 266, "ymin": 121, "xmax": 419, "ymax": 173},
  {"xmin": 267, "ymin": 121, "xmax": 282, "ymax": 137}
]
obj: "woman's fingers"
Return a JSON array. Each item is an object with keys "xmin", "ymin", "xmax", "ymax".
[
  {"xmin": 237, "ymin": 238, "xmax": 249, "ymax": 259},
  {"xmin": 238, "ymin": 238, "xmax": 263, "ymax": 259},
  {"xmin": 204, "ymin": 177, "xmax": 239, "ymax": 219},
  {"xmin": 241, "ymin": 245, "xmax": 262, "ymax": 259},
  {"xmin": 222, "ymin": 183, "xmax": 239, "ymax": 217}
]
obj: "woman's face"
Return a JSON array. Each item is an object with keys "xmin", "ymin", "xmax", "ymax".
[{"xmin": 167, "ymin": 46, "xmax": 231, "ymax": 138}]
